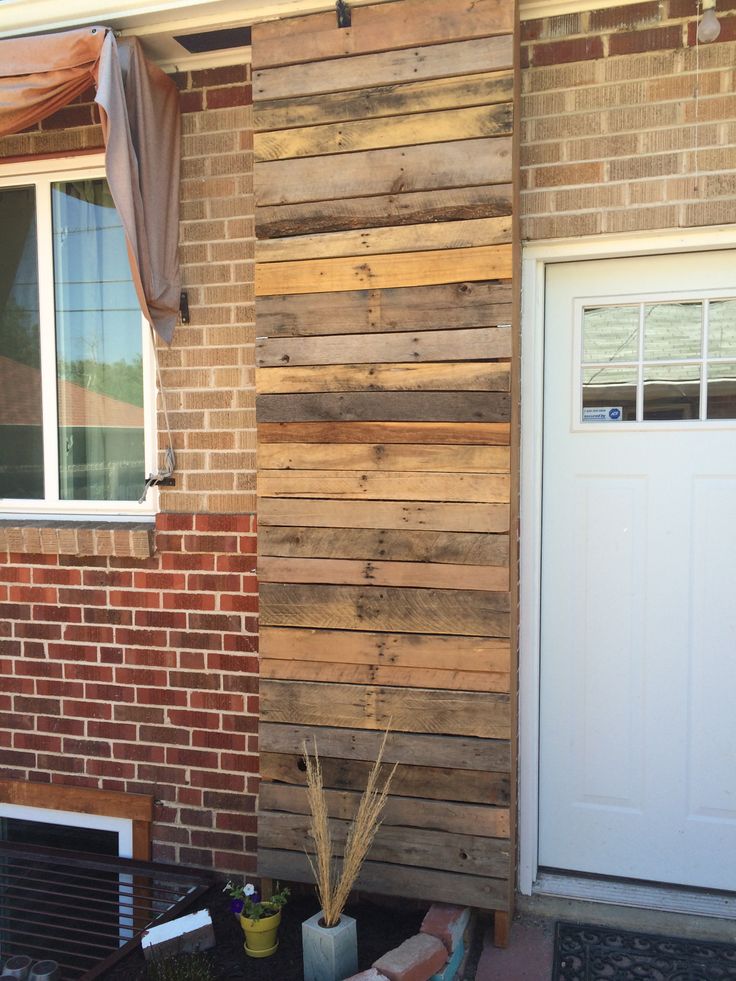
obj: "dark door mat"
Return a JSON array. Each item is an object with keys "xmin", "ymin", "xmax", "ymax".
[{"xmin": 553, "ymin": 921, "xmax": 736, "ymax": 980}]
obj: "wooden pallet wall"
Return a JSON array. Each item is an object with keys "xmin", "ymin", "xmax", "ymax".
[{"xmin": 253, "ymin": 0, "xmax": 517, "ymax": 919}]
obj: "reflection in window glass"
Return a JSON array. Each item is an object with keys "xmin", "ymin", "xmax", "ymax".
[
  {"xmin": 0, "ymin": 187, "xmax": 44, "ymax": 500},
  {"xmin": 582, "ymin": 366, "xmax": 637, "ymax": 421},
  {"xmin": 583, "ymin": 305, "xmax": 639, "ymax": 363},
  {"xmin": 52, "ymin": 179, "xmax": 144, "ymax": 501},
  {"xmin": 643, "ymin": 302, "xmax": 702, "ymax": 361},
  {"xmin": 707, "ymin": 363, "xmax": 736, "ymax": 419},
  {"xmin": 708, "ymin": 300, "xmax": 736, "ymax": 359},
  {"xmin": 643, "ymin": 364, "xmax": 700, "ymax": 420}
]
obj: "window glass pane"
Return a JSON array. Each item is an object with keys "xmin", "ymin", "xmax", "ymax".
[
  {"xmin": 707, "ymin": 363, "xmax": 736, "ymax": 419},
  {"xmin": 643, "ymin": 302, "xmax": 702, "ymax": 361},
  {"xmin": 582, "ymin": 365, "xmax": 637, "ymax": 422},
  {"xmin": 0, "ymin": 187, "xmax": 44, "ymax": 499},
  {"xmin": 708, "ymin": 300, "xmax": 736, "ymax": 359},
  {"xmin": 643, "ymin": 363, "xmax": 700, "ymax": 420},
  {"xmin": 52, "ymin": 179, "xmax": 144, "ymax": 501},
  {"xmin": 583, "ymin": 305, "xmax": 639, "ymax": 363}
]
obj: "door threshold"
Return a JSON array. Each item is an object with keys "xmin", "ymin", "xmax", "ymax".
[{"xmin": 534, "ymin": 870, "xmax": 736, "ymax": 920}]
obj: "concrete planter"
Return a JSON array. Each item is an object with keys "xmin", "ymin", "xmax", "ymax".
[{"xmin": 302, "ymin": 911, "xmax": 358, "ymax": 981}]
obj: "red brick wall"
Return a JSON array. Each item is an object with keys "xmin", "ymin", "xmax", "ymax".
[{"xmin": 0, "ymin": 63, "xmax": 259, "ymax": 874}]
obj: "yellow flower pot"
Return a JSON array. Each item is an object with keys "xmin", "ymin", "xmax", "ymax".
[{"xmin": 239, "ymin": 905, "xmax": 281, "ymax": 958}]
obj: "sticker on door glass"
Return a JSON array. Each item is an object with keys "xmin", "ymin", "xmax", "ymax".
[{"xmin": 582, "ymin": 406, "xmax": 623, "ymax": 422}]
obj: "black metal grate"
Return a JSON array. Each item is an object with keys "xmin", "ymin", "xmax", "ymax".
[{"xmin": 0, "ymin": 841, "xmax": 218, "ymax": 979}]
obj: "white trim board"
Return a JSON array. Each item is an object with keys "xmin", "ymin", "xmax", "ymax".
[
  {"xmin": 0, "ymin": 802, "xmax": 133, "ymax": 857},
  {"xmin": 518, "ymin": 225, "xmax": 736, "ymax": 899}
]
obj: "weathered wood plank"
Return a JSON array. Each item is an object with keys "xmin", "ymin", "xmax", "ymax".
[
  {"xmin": 260, "ymin": 627, "xmax": 510, "ymax": 674},
  {"xmin": 257, "ymin": 185, "xmax": 513, "ymax": 238},
  {"xmin": 256, "ymin": 327, "xmax": 512, "ymax": 368},
  {"xmin": 261, "ymin": 657, "xmax": 508, "ymax": 693},
  {"xmin": 255, "ymin": 103, "xmax": 512, "ymax": 161},
  {"xmin": 257, "ymin": 443, "xmax": 510, "ymax": 473},
  {"xmin": 260, "ymin": 723, "xmax": 510, "ymax": 771},
  {"xmin": 258, "ymin": 556, "xmax": 509, "ymax": 592},
  {"xmin": 253, "ymin": 36, "xmax": 513, "ymax": 101},
  {"xmin": 258, "ymin": 422, "xmax": 511, "ymax": 445},
  {"xmin": 255, "ymin": 244, "xmax": 513, "ymax": 296},
  {"xmin": 256, "ymin": 217, "xmax": 512, "ymax": 263},
  {"xmin": 256, "ymin": 391, "xmax": 511, "ymax": 423},
  {"xmin": 259, "ymin": 783, "xmax": 510, "ymax": 838},
  {"xmin": 255, "ymin": 71, "xmax": 513, "ymax": 131},
  {"xmin": 257, "ymin": 470, "xmax": 510, "ymax": 503},
  {"xmin": 261, "ymin": 752, "xmax": 508, "ymax": 805},
  {"xmin": 255, "ymin": 138, "xmax": 512, "ymax": 207},
  {"xmin": 259, "ymin": 584, "xmax": 510, "ymax": 638},
  {"xmin": 258, "ymin": 498, "xmax": 510, "ymax": 533},
  {"xmin": 256, "ymin": 362, "xmax": 511, "ymax": 395},
  {"xmin": 259, "ymin": 812, "xmax": 510, "ymax": 877},
  {"xmin": 257, "ymin": 850, "xmax": 510, "ymax": 909},
  {"xmin": 256, "ymin": 281, "xmax": 513, "ymax": 337}
]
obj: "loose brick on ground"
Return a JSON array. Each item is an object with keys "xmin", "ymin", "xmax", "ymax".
[{"xmin": 373, "ymin": 933, "xmax": 448, "ymax": 981}]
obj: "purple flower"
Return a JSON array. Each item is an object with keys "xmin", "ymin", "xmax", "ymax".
[{"xmin": 230, "ymin": 898, "xmax": 244, "ymax": 916}]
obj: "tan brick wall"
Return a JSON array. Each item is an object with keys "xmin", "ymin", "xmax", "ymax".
[{"xmin": 521, "ymin": 0, "xmax": 736, "ymax": 239}]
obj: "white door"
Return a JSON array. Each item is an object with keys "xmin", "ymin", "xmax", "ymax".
[{"xmin": 539, "ymin": 251, "xmax": 736, "ymax": 890}]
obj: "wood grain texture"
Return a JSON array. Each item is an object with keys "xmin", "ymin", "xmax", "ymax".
[
  {"xmin": 256, "ymin": 217, "xmax": 512, "ymax": 263},
  {"xmin": 0, "ymin": 779, "xmax": 153, "ymax": 820},
  {"xmin": 259, "ymin": 812, "xmax": 510, "ymax": 877},
  {"xmin": 255, "ymin": 138, "xmax": 512, "ymax": 207},
  {"xmin": 260, "ymin": 783, "xmax": 510, "ymax": 838},
  {"xmin": 257, "ymin": 185, "xmax": 513, "ymax": 238},
  {"xmin": 259, "ymin": 584, "xmax": 510, "ymax": 638},
  {"xmin": 258, "ymin": 498, "xmax": 510, "ymax": 533},
  {"xmin": 252, "ymin": 0, "xmax": 514, "ymax": 69},
  {"xmin": 260, "ymin": 628, "xmax": 510, "ymax": 674},
  {"xmin": 256, "ymin": 362, "xmax": 511, "ymax": 395},
  {"xmin": 258, "ymin": 556, "xmax": 509, "ymax": 592},
  {"xmin": 259, "ymin": 680, "xmax": 510, "ymax": 738},
  {"xmin": 256, "ymin": 280, "xmax": 513, "ymax": 337},
  {"xmin": 261, "ymin": 752, "xmax": 508, "ymax": 805},
  {"xmin": 255, "ymin": 103, "xmax": 512, "ymax": 161},
  {"xmin": 257, "ymin": 391, "xmax": 511, "ymax": 424},
  {"xmin": 255, "ymin": 71, "xmax": 513, "ymax": 131},
  {"xmin": 258, "ymin": 422, "xmax": 511, "ymax": 445},
  {"xmin": 260, "ymin": 723, "xmax": 510, "ymax": 771},
  {"xmin": 256, "ymin": 327, "xmax": 513, "ymax": 367},
  {"xmin": 257, "ymin": 443, "xmax": 510, "ymax": 473},
  {"xmin": 255, "ymin": 244, "xmax": 513, "ymax": 296},
  {"xmin": 257, "ymin": 850, "xmax": 510, "ymax": 909},
  {"xmin": 257, "ymin": 469, "xmax": 510, "ymax": 503},
  {"xmin": 253, "ymin": 36, "xmax": 513, "ymax": 101}
]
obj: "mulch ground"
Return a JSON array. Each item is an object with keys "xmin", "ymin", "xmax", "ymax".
[{"xmin": 106, "ymin": 884, "xmax": 427, "ymax": 980}]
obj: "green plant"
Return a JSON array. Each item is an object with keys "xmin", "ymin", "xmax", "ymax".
[
  {"xmin": 303, "ymin": 727, "xmax": 397, "ymax": 927},
  {"xmin": 146, "ymin": 951, "xmax": 215, "ymax": 981},
  {"xmin": 223, "ymin": 880, "xmax": 290, "ymax": 921}
]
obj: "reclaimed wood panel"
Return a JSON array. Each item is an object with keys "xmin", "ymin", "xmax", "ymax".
[
  {"xmin": 254, "ymin": 0, "xmax": 517, "ymax": 917},
  {"xmin": 254, "ymin": 36, "xmax": 513, "ymax": 101},
  {"xmin": 260, "ymin": 783, "xmax": 510, "ymax": 838},
  {"xmin": 257, "ymin": 281, "xmax": 513, "ymax": 336},
  {"xmin": 257, "ymin": 185, "xmax": 513, "ymax": 238}
]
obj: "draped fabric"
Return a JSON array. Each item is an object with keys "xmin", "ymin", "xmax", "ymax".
[{"xmin": 0, "ymin": 27, "xmax": 180, "ymax": 343}]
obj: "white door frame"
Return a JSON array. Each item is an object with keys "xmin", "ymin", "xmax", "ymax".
[{"xmin": 518, "ymin": 224, "xmax": 736, "ymax": 897}]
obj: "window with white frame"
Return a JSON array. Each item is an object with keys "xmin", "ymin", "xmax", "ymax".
[{"xmin": 0, "ymin": 158, "xmax": 155, "ymax": 515}]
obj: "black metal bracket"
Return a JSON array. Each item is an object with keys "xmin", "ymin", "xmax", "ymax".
[
  {"xmin": 143, "ymin": 475, "xmax": 176, "ymax": 489},
  {"xmin": 179, "ymin": 289, "xmax": 190, "ymax": 324},
  {"xmin": 336, "ymin": 0, "xmax": 351, "ymax": 28}
]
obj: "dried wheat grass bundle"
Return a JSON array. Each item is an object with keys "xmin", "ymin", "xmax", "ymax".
[{"xmin": 303, "ymin": 728, "xmax": 397, "ymax": 927}]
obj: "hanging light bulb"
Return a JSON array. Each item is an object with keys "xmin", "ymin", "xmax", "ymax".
[{"xmin": 698, "ymin": 0, "xmax": 721, "ymax": 42}]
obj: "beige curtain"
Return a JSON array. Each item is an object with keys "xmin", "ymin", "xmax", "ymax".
[{"xmin": 0, "ymin": 27, "xmax": 180, "ymax": 343}]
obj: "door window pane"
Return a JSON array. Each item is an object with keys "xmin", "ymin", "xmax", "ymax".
[
  {"xmin": 643, "ymin": 302, "xmax": 702, "ymax": 361},
  {"xmin": 583, "ymin": 366, "xmax": 637, "ymax": 421},
  {"xmin": 52, "ymin": 179, "xmax": 144, "ymax": 501},
  {"xmin": 708, "ymin": 300, "xmax": 736, "ymax": 359},
  {"xmin": 583, "ymin": 305, "xmax": 639, "ymax": 363},
  {"xmin": 0, "ymin": 187, "xmax": 44, "ymax": 499},
  {"xmin": 707, "ymin": 363, "xmax": 736, "ymax": 419},
  {"xmin": 643, "ymin": 364, "xmax": 700, "ymax": 420}
]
